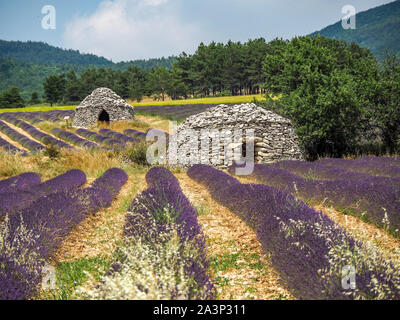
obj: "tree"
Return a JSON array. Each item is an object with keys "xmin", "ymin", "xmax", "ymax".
[
  {"xmin": 126, "ymin": 66, "xmax": 148, "ymax": 102},
  {"xmin": 43, "ymin": 74, "xmax": 65, "ymax": 106},
  {"xmin": 0, "ymin": 86, "xmax": 25, "ymax": 108},
  {"xmin": 64, "ymin": 71, "xmax": 82, "ymax": 102},
  {"xmin": 173, "ymin": 52, "xmax": 196, "ymax": 96},
  {"xmin": 166, "ymin": 66, "xmax": 189, "ymax": 100},
  {"xmin": 263, "ymin": 35, "xmax": 379, "ymax": 159},
  {"xmin": 371, "ymin": 51, "xmax": 400, "ymax": 154},
  {"xmin": 149, "ymin": 67, "xmax": 171, "ymax": 101},
  {"xmin": 29, "ymin": 91, "xmax": 41, "ymax": 105}
]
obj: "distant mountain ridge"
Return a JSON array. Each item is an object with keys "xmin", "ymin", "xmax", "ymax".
[
  {"xmin": 312, "ymin": 0, "xmax": 400, "ymax": 58},
  {"xmin": 0, "ymin": 40, "xmax": 176, "ymax": 99},
  {"xmin": 0, "ymin": 40, "xmax": 177, "ymax": 69},
  {"xmin": 0, "ymin": 40, "xmax": 113, "ymax": 67}
]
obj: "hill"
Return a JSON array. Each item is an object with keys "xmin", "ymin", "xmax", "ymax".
[
  {"xmin": 0, "ymin": 40, "xmax": 113, "ymax": 67},
  {"xmin": 0, "ymin": 40, "xmax": 176, "ymax": 100},
  {"xmin": 312, "ymin": 0, "xmax": 400, "ymax": 58}
]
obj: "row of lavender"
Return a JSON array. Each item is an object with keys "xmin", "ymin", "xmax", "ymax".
[
  {"xmin": 275, "ymin": 159, "xmax": 400, "ymax": 191},
  {"xmin": 1, "ymin": 113, "xmax": 72, "ymax": 149},
  {"xmin": 189, "ymin": 164, "xmax": 400, "ymax": 300},
  {"xmin": 0, "ymin": 168, "xmax": 128, "ymax": 300},
  {"xmin": 82, "ymin": 167, "xmax": 214, "ymax": 300},
  {"xmin": 76, "ymin": 128, "xmax": 126, "ymax": 148},
  {"xmin": 73, "ymin": 128, "xmax": 159, "ymax": 149},
  {"xmin": 317, "ymin": 157, "xmax": 400, "ymax": 178},
  {"xmin": 51, "ymin": 128, "xmax": 99, "ymax": 149},
  {"xmin": 0, "ymin": 110, "xmax": 75, "ymax": 124},
  {"xmin": 0, "ymin": 125, "xmax": 147, "ymax": 154},
  {"xmin": 0, "ymin": 170, "xmax": 86, "ymax": 216},
  {"xmin": 0, "ymin": 120, "xmax": 45, "ymax": 153},
  {"xmin": 0, "ymin": 109, "xmax": 164, "ymax": 154},
  {"xmin": 0, "ymin": 136, "xmax": 26, "ymax": 155},
  {"xmin": 247, "ymin": 160, "xmax": 400, "ymax": 235}
]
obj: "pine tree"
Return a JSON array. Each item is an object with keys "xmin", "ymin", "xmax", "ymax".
[
  {"xmin": 0, "ymin": 86, "xmax": 25, "ymax": 108},
  {"xmin": 29, "ymin": 91, "xmax": 41, "ymax": 105}
]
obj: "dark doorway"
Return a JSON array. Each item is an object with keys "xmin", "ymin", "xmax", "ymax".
[
  {"xmin": 242, "ymin": 143, "xmax": 247, "ymax": 158},
  {"xmin": 99, "ymin": 110, "xmax": 110, "ymax": 123},
  {"xmin": 242, "ymin": 142, "xmax": 255, "ymax": 160}
]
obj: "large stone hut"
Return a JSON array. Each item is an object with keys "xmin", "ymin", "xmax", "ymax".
[
  {"xmin": 73, "ymin": 88, "xmax": 135, "ymax": 128},
  {"xmin": 175, "ymin": 103, "xmax": 304, "ymax": 167}
]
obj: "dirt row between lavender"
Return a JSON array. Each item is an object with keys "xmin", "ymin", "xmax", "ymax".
[
  {"xmin": 174, "ymin": 173, "xmax": 293, "ymax": 300},
  {"xmin": 0, "ymin": 130, "xmax": 29, "ymax": 151},
  {"xmin": 52, "ymin": 170, "xmax": 147, "ymax": 263}
]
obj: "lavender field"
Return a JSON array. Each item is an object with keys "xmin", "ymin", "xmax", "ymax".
[{"xmin": 0, "ymin": 109, "xmax": 400, "ymax": 300}]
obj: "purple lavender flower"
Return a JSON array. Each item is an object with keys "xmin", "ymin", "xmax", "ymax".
[
  {"xmin": 0, "ymin": 168, "xmax": 128, "ymax": 300},
  {"xmin": 0, "ymin": 172, "xmax": 41, "ymax": 194}
]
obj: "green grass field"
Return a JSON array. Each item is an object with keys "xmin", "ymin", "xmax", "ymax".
[
  {"xmin": 0, "ymin": 94, "xmax": 269, "ymax": 113},
  {"xmin": 0, "ymin": 105, "xmax": 76, "ymax": 113},
  {"xmin": 129, "ymin": 94, "xmax": 268, "ymax": 106}
]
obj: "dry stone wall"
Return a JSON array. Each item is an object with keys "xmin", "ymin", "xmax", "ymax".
[
  {"xmin": 175, "ymin": 103, "xmax": 304, "ymax": 167},
  {"xmin": 73, "ymin": 88, "xmax": 135, "ymax": 128}
]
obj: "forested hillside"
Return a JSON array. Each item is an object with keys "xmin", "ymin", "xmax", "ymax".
[
  {"xmin": 0, "ymin": 40, "xmax": 113, "ymax": 67},
  {"xmin": 313, "ymin": 0, "xmax": 400, "ymax": 58},
  {"xmin": 0, "ymin": 40, "xmax": 176, "ymax": 99},
  {"xmin": 115, "ymin": 57, "xmax": 176, "ymax": 71}
]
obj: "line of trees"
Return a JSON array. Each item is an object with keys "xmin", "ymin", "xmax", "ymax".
[{"xmin": 42, "ymin": 38, "xmax": 272, "ymax": 105}]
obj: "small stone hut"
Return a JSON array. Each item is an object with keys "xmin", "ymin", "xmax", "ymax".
[
  {"xmin": 175, "ymin": 103, "xmax": 304, "ymax": 167},
  {"xmin": 73, "ymin": 88, "xmax": 135, "ymax": 128}
]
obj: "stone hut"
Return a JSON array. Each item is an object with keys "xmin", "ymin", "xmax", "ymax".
[
  {"xmin": 73, "ymin": 88, "xmax": 135, "ymax": 128},
  {"xmin": 175, "ymin": 103, "xmax": 304, "ymax": 167}
]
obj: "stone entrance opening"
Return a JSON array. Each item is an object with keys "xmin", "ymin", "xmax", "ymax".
[
  {"xmin": 99, "ymin": 110, "xmax": 110, "ymax": 123},
  {"xmin": 241, "ymin": 141, "xmax": 256, "ymax": 160},
  {"xmin": 242, "ymin": 142, "xmax": 247, "ymax": 158}
]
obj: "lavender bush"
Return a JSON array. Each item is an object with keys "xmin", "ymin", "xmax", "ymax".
[
  {"xmin": 0, "ymin": 172, "xmax": 41, "ymax": 194},
  {"xmin": 51, "ymin": 128, "xmax": 98, "ymax": 149},
  {"xmin": 276, "ymin": 160, "xmax": 400, "ymax": 192},
  {"xmin": 0, "ymin": 136, "xmax": 26, "ymax": 155},
  {"xmin": 188, "ymin": 164, "xmax": 400, "ymax": 300},
  {"xmin": 76, "ymin": 128, "xmax": 125, "ymax": 148},
  {"xmin": 0, "ymin": 168, "xmax": 128, "ymax": 300},
  {"xmin": 94, "ymin": 166, "xmax": 215, "ymax": 300},
  {"xmin": 0, "ymin": 169, "xmax": 87, "ymax": 217},
  {"xmin": 123, "ymin": 129, "xmax": 147, "ymax": 139},
  {"xmin": 247, "ymin": 164, "xmax": 400, "ymax": 236},
  {"xmin": 317, "ymin": 158, "xmax": 400, "ymax": 178},
  {"xmin": 99, "ymin": 128, "xmax": 138, "ymax": 144},
  {"xmin": 0, "ymin": 120, "xmax": 45, "ymax": 152},
  {"xmin": 2, "ymin": 116, "xmax": 72, "ymax": 149}
]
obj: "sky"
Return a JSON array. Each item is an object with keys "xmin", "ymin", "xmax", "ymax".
[{"xmin": 0, "ymin": 0, "xmax": 395, "ymax": 62}]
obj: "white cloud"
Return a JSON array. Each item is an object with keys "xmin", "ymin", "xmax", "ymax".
[
  {"xmin": 63, "ymin": 0, "xmax": 202, "ymax": 62},
  {"xmin": 139, "ymin": 0, "xmax": 169, "ymax": 7}
]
